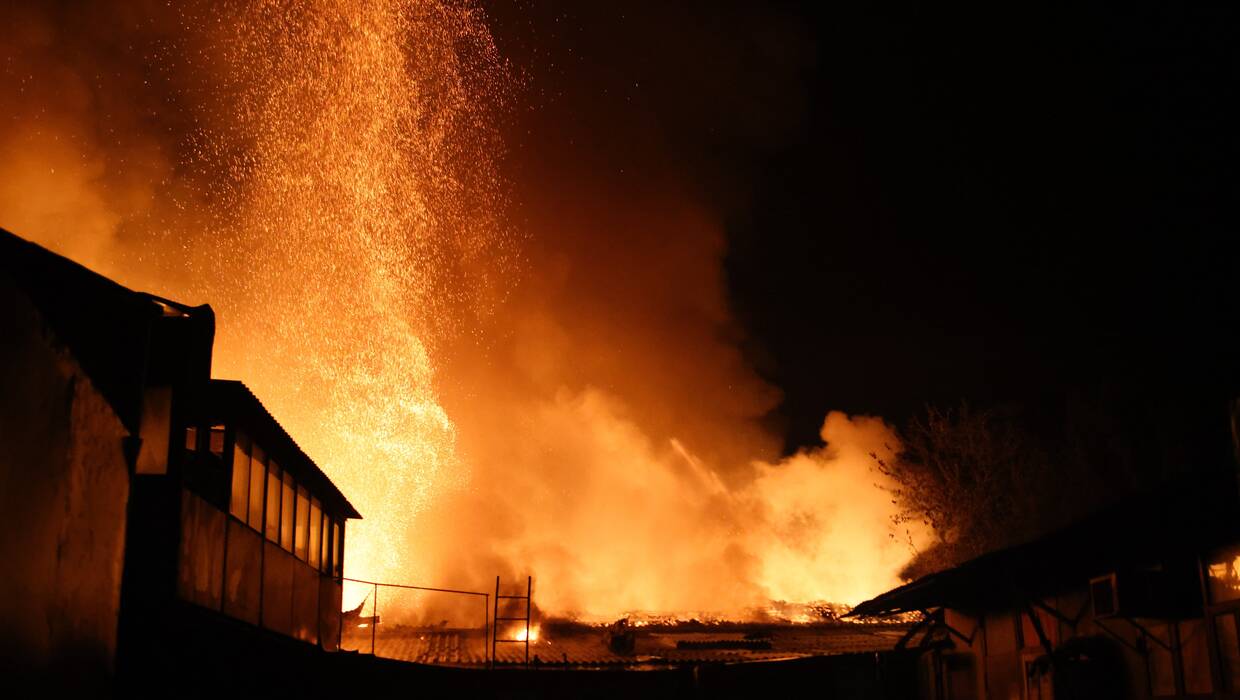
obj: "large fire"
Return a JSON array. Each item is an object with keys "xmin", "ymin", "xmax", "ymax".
[{"xmin": 1, "ymin": 0, "xmax": 927, "ymax": 623}]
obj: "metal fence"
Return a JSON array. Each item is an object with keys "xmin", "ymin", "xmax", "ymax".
[{"xmin": 338, "ymin": 577, "xmax": 492, "ymax": 666}]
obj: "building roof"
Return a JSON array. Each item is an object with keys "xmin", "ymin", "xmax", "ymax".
[
  {"xmin": 194, "ymin": 379, "xmax": 362, "ymax": 520},
  {"xmin": 341, "ymin": 623, "xmax": 912, "ymax": 668},
  {"xmin": 851, "ymin": 470, "xmax": 1240, "ymax": 617},
  {"xmin": 1, "ymin": 228, "xmax": 214, "ymax": 434}
]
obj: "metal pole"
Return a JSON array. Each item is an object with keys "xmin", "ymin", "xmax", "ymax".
[
  {"xmin": 492, "ymin": 576, "xmax": 500, "ymax": 668},
  {"xmin": 484, "ymin": 593, "xmax": 490, "ymax": 668},
  {"xmin": 371, "ymin": 582, "xmax": 378, "ymax": 654},
  {"xmin": 525, "ymin": 575, "xmax": 531, "ymax": 667}
]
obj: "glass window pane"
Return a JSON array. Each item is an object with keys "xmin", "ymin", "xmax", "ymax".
[
  {"xmin": 1207, "ymin": 544, "xmax": 1240, "ymax": 603},
  {"xmin": 209, "ymin": 424, "xmax": 226, "ymax": 457},
  {"xmin": 281, "ymin": 472, "xmax": 295, "ymax": 551},
  {"xmin": 308, "ymin": 499, "xmax": 322, "ymax": 569},
  {"xmin": 265, "ymin": 463, "xmax": 281, "ymax": 542},
  {"xmin": 1216, "ymin": 613, "xmax": 1240, "ymax": 692},
  {"xmin": 229, "ymin": 433, "xmax": 249, "ymax": 519},
  {"xmin": 185, "ymin": 426, "xmax": 199, "ymax": 452},
  {"xmin": 334, "ymin": 522, "xmax": 343, "ymax": 576},
  {"xmin": 295, "ymin": 486, "xmax": 310, "ymax": 560},
  {"xmin": 320, "ymin": 514, "xmax": 330, "ymax": 573},
  {"xmin": 247, "ymin": 444, "xmax": 265, "ymax": 529}
]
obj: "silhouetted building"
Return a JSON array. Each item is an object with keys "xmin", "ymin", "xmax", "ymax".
[
  {"xmin": 0, "ymin": 229, "xmax": 359, "ymax": 695},
  {"xmin": 853, "ymin": 411, "xmax": 1240, "ymax": 700}
]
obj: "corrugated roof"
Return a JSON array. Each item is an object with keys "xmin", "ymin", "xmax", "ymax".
[{"xmin": 197, "ymin": 380, "xmax": 362, "ymax": 520}]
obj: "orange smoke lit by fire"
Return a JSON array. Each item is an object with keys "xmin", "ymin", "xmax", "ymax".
[{"xmin": 1, "ymin": 0, "xmax": 927, "ymax": 621}]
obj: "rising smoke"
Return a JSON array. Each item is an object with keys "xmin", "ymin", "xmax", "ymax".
[{"xmin": 1, "ymin": 0, "xmax": 925, "ymax": 621}]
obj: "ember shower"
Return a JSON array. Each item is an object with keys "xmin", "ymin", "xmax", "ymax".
[{"xmin": 1, "ymin": 0, "xmax": 925, "ymax": 619}]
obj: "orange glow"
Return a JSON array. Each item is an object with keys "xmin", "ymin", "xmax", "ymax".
[
  {"xmin": 1, "ymin": 0, "xmax": 928, "ymax": 626},
  {"xmin": 513, "ymin": 625, "xmax": 540, "ymax": 643}
]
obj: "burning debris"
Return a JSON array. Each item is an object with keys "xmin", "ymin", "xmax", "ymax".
[
  {"xmin": 342, "ymin": 596, "xmax": 380, "ymax": 630},
  {"xmin": 2, "ymin": 0, "xmax": 928, "ymax": 632}
]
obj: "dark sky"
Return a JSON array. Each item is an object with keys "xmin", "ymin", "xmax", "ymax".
[{"xmin": 489, "ymin": 1, "xmax": 1240, "ymax": 453}]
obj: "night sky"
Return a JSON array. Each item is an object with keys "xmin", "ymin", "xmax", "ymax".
[{"xmin": 489, "ymin": 1, "xmax": 1239, "ymax": 453}]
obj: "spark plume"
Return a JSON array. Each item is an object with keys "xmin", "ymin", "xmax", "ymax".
[
  {"xmin": 1, "ymin": 0, "xmax": 926, "ymax": 622},
  {"xmin": 1, "ymin": 0, "xmax": 514, "ymax": 593},
  {"xmin": 186, "ymin": 0, "xmax": 514, "ymax": 588}
]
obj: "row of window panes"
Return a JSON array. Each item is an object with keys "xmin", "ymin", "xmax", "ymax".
[
  {"xmin": 227, "ymin": 431, "xmax": 340, "ymax": 574},
  {"xmin": 185, "ymin": 424, "xmax": 227, "ymax": 458}
]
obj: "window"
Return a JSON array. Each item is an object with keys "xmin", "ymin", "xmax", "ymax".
[
  {"xmin": 1207, "ymin": 545, "xmax": 1240, "ymax": 604},
  {"xmin": 209, "ymin": 424, "xmax": 226, "ymax": 458},
  {"xmin": 308, "ymin": 499, "xmax": 322, "ymax": 570},
  {"xmin": 265, "ymin": 462, "xmax": 281, "ymax": 542},
  {"xmin": 319, "ymin": 513, "xmax": 330, "ymax": 573},
  {"xmin": 185, "ymin": 426, "xmax": 199, "ymax": 452},
  {"xmin": 230, "ymin": 433, "xmax": 250, "ymax": 519},
  {"xmin": 295, "ymin": 486, "xmax": 310, "ymax": 560},
  {"xmin": 280, "ymin": 472, "xmax": 295, "ymax": 551},
  {"xmin": 247, "ymin": 444, "xmax": 265, "ymax": 529},
  {"xmin": 333, "ymin": 521, "xmax": 343, "ymax": 576}
]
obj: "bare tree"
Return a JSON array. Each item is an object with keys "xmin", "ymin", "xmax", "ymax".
[{"xmin": 874, "ymin": 403, "xmax": 1059, "ymax": 579}]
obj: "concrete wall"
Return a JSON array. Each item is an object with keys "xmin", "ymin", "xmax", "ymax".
[{"xmin": 0, "ymin": 276, "xmax": 131, "ymax": 693}]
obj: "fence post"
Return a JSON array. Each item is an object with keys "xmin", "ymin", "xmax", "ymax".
[
  {"xmin": 525, "ymin": 575, "xmax": 531, "ymax": 666},
  {"xmin": 492, "ymin": 576, "xmax": 500, "ymax": 667}
]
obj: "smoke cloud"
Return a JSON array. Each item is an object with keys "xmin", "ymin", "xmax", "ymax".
[{"xmin": 1, "ymin": 0, "xmax": 924, "ymax": 620}]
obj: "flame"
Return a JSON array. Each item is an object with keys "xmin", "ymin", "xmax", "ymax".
[
  {"xmin": 0, "ymin": 0, "xmax": 510, "ymax": 601},
  {"xmin": 513, "ymin": 625, "xmax": 540, "ymax": 643},
  {"xmin": 1, "ymin": 0, "xmax": 929, "ymax": 625},
  {"xmin": 185, "ymin": 0, "xmax": 510, "ymax": 597}
]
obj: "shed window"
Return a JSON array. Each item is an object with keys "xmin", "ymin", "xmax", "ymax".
[
  {"xmin": 280, "ymin": 472, "xmax": 295, "ymax": 551},
  {"xmin": 308, "ymin": 499, "xmax": 322, "ymax": 569},
  {"xmin": 247, "ymin": 444, "xmax": 265, "ymax": 529},
  {"xmin": 230, "ymin": 433, "xmax": 250, "ymax": 519},
  {"xmin": 295, "ymin": 486, "xmax": 310, "ymax": 560},
  {"xmin": 265, "ymin": 462, "xmax": 281, "ymax": 542},
  {"xmin": 333, "ymin": 521, "xmax": 343, "ymax": 576},
  {"xmin": 209, "ymin": 424, "xmax": 226, "ymax": 458},
  {"xmin": 319, "ymin": 514, "xmax": 330, "ymax": 573},
  {"xmin": 1207, "ymin": 545, "xmax": 1240, "ymax": 603}
]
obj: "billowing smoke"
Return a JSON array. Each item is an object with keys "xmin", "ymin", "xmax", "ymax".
[{"xmin": 2, "ymin": 0, "xmax": 925, "ymax": 621}]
